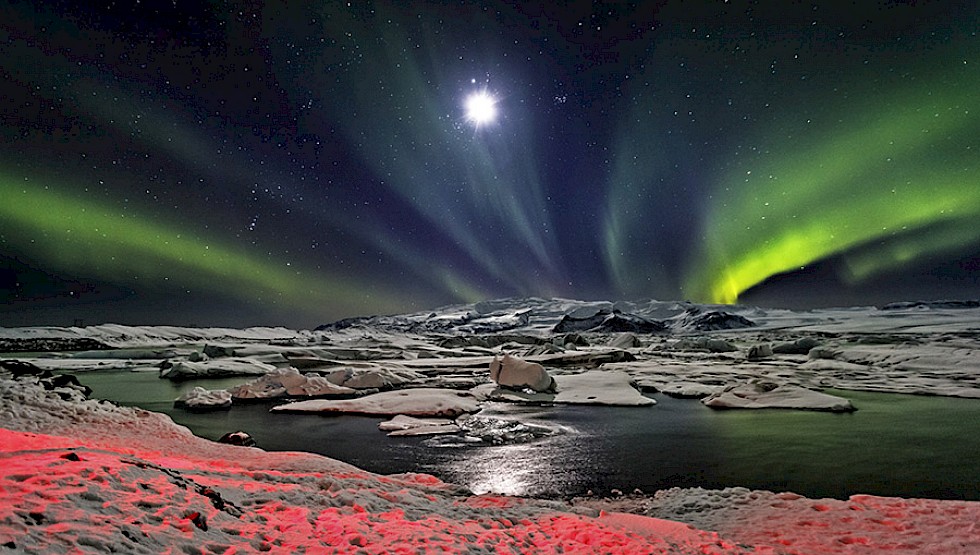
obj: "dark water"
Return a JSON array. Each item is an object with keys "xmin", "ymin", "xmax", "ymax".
[{"xmin": 73, "ymin": 370, "xmax": 980, "ymax": 501}]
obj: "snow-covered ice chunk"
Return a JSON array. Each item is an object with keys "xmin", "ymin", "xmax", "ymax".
[
  {"xmin": 476, "ymin": 370, "xmax": 655, "ymax": 406},
  {"xmin": 702, "ymin": 380, "xmax": 855, "ymax": 412},
  {"xmin": 272, "ymin": 388, "xmax": 482, "ymax": 418},
  {"xmin": 456, "ymin": 414, "xmax": 566, "ymax": 444},
  {"xmin": 227, "ymin": 367, "xmax": 356, "ymax": 400},
  {"xmin": 379, "ymin": 414, "xmax": 459, "ymax": 436},
  {"xmin": 489, "ymin": 354, "xmax": 555, "ymax": 392},
  {"xmin": 174, "ymin": 386, "xmax": 232, "ymax": 410},
  {"xmin": 378, "ymin": 414, "xmax": 454, "ymax": 431},
  {"xmin": 159, "ymin": 358, "xmax": 277, "ymax": 381},
  {"xmin": 658, "ymin": 381, "xmax": 725, "ymax": 399}
]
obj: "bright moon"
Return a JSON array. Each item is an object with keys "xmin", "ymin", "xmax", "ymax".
[{"xmin": 464, "ymin": 91, "xmax": 497, "ymax": 126}]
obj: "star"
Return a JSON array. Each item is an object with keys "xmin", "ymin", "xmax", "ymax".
[{"xmin": 464, "ymin": 91, "xmax": 498, "ymax": 127}]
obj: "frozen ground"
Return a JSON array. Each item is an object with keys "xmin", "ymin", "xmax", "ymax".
[
  {"xmin": 1, "ymin": 298, "xmax": 978, "ymax": 552},
  {"xmin": 2, "ymin": 369, "xmax": 978, "ymax": 553}
]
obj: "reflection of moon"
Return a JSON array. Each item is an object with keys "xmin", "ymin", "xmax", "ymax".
[{"xmin": 464, "ymin": 91, "xmax": 497, "ymax": 126}]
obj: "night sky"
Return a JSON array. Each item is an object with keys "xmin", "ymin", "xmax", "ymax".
[{"xmin": 2, "ymin": 1, "xmax": 978, "ymax": 328}]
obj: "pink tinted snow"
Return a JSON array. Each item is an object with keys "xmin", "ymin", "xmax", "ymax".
[
  {"xmin": 2, "ymin": 426, "xmax": 978, "ymax": 554},
  {"xmin": 0, "ymin": 428, "xmax": 748, "ymax": 554}
]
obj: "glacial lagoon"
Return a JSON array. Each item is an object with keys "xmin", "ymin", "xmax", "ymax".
[{"xmin": 75, "ymin": 369, "xmax": 980, "ymax": 501}]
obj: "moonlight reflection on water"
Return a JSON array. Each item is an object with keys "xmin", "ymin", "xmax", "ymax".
[{"xmin": 439, "ymin": 436, "xmax": 595, "ymax": 497}]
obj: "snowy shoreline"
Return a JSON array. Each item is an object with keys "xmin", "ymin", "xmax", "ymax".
[{"xmin": 2, "ymin": 371, "xmax": 978, "ymax": 554}]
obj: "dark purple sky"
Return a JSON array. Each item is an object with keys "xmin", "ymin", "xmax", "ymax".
[{"xmin": 2, "ymin": 1, "xmax": 978, "ymax": 327}]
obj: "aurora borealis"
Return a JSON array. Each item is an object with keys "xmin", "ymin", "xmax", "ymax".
[{"xmin": 2, "ymin": 1, "xmax": 978, "ymax": 327}]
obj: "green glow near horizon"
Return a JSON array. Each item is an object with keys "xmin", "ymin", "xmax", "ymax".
[
  {"xmin": 0, "ymin": 174, "xmax": 406, "ymax": 318},
  {"xmin": 840, "ymin": 218, "xmax": 980, "ymax": 284},
  {"xmin": 685, "ymin": 57, "xmax": 980, "ymax": 304}
]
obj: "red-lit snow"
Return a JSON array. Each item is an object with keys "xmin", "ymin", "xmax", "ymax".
[{"xmin": 2, "ymin": 374, "xmax": 978, "ymax": 554}]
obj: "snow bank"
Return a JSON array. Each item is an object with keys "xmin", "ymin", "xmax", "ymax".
[{"xmin": 0, "ymin": 373, "xmax": 753, "ymax": 554}]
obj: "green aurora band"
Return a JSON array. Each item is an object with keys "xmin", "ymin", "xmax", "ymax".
[
  {"xmin": 684, "ymin": 58, "xmax": 980, "ymax": 304},
  {"xmin": 1, "ymin": 34, "xmax": 484, "ymax": 313},
  {"xmin": 0, "ymin": 173, "xmax": 407, "ymax": 318}
]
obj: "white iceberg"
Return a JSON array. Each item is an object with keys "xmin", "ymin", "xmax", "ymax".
[{"xmin": 489, "ymin": 354, "xmax": 555, "ymax": 392}]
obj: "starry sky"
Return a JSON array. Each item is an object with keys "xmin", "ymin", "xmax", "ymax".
[{"xmin": 2, "ymin": 1, "xmax": 978, "ymax": 328}]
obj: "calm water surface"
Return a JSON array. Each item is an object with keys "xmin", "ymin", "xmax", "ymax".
[{"xmin": 74, "ymin": 370, "xmax": 980, "ymax": 500}]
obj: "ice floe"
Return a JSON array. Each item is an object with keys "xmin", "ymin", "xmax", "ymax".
[
  {"xmin": 272, "ymin": 387, "xmax": 482, "ymax": 418},
  {"xmin": 701, "ymin": 380, "xmax": 856, "ymax": 412},
  {"xmin": 489, "ymin": 354, "xmax": 555, "ymax": 392},
  {"xmin": 159, "ymin": 358, "xmax": 278, "ymax": 380},
  {"xmin": 474, "ymin": 369, "xmax": 655, "ymax": 406},
  {"xmin": 174, "ymin": 386, "xmax": 233, "ymax": 410}
]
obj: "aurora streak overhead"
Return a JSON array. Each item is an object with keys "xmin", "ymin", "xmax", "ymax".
[{"xmin": 2, "ymin": 1, "xmax": 978, "ymax": 327}]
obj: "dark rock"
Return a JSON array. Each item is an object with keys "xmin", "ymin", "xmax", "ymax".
[
  {"xmin": 673, "ymin": 337, "xmax": 738, "ymax": 353},
  {"xmin": 217, "ymin": 431, "xmax": 256, "ymax": 447},
  {"xmin": 808, "ymin": 347, "xmax": 840, "ymax": 360},
  {"xmin": 0, "ymin": 360, "xmax": 44, "ymax": 376},
  {"xmin": 315, "ymin": 315, "xmax": 377, "ymax": 331},
  {"xmin": 522, "ymin": 343, "xmax": 564, "ymax": 356},
  {"xmin": 184, "ymin": 511, "xmax": 208, "ymax": 531},
  {"xmin": 553, "ymin": 333, "xmax": 589, "ymax": 347},
  {"xmin": 437, "ymin": 336, "xmax": 490, "ymax": 349},
  {"xmin": 45, "ymin": 374, "xmax": 93, "ymax": 396},
  {"xmin": 746, "ymin": 344, "xmax": 773, "ymax": 360},
  {"xmin": 0, "ymin": 337, "xmax": 112, "ymax": 353},
  {"xmin": 437, "ymin": 334, "xmax": 543, "ymax": 350},
  {"xmin": 672, "ymin": 307, "xmax": 756, "ymax": 331},
  {"xmin": 772, "ymin": 337, "xmax": 820, "ymax": 355},
  {"xmin": 553, "ymin": 310, "xmax": 666, "ymax": 334},
  {"xmin": 553, "ymin": 310, "xmax": 612, "ymax": 332},
  {"xmin": 202, "ymin": 344, "xmax": 236, "ymax": 358}
]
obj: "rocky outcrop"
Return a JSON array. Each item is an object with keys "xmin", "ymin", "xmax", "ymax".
[
  {"xmin": 772, "ymin": 337, "xmax": 820, "ymax": 355},
  {"xmin": 671, "ymin": 308, "xmax": 756, "ymax": 332},
  {"xmin": 553, "ymin": 309, "xmax": 666, "ymax": 334},
  {"xmin": 672, "ymin": 337, "xmax": 738, "ymax": 353}
]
